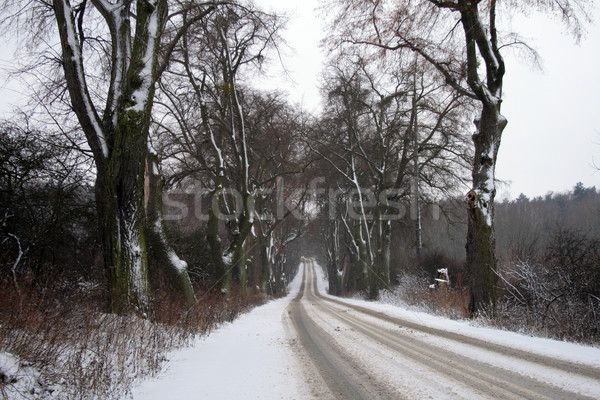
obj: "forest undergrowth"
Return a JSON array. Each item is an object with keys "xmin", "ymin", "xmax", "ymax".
[
  {"xmin": 378, "ymin": 274, "xmax": 599, "ymax": 346},
  {"xmin": 0, "ymin": 278, "xmax": 267, "ymax": 400},
  {"xmin": 376, "ymin": 242, "xmax": 600, "ymax": 346}
]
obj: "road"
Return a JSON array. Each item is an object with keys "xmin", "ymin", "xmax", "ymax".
[{"xmin": 288, "ymin": 261, "xmax": 600, "ymax": 400}]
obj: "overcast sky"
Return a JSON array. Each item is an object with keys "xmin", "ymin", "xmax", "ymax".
[
  {"xmin": 255, "ymin": 0, "xmax": 600, "ymax": 200},
  {"xmin": 1, "ymin": 1, "xmax": 598, "ymax": 200}
]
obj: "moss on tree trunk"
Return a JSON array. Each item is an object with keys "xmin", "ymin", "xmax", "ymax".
[{"xmin": 466, "ymin": 104, "xmax": 507, "ymax": 314}]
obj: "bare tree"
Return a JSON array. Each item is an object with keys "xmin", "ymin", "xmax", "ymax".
[
  {"xmin": 324, "ymin": 0, "xmax": 592, "ymax": 312},
  {"xmin": 154, "ymin": 5, "xmax": 288, "ymax": 294},
  {"xmin": 0, "ymin": 117, "xmax": 97, "ymax": 290},
  {"xmin": 310, "ymin": 54, "xmax": 471, "ymax": 299}
]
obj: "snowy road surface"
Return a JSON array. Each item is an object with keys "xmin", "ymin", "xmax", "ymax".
[{"xmin": 131, "ymin": 261, "xmax": 600, "ymax": 399}]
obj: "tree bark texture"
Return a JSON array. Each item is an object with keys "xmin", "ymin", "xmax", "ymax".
[
  {"xmin": 53, "ymin": 0, "xmax": 194, "ymax": 313},
  {"xmin": 459, "ymin": 2, "xmax": 507, "ymax": 313},
  {"xmin": 145, "ymin": 153, "xmax": 197, "ymax": 306}
]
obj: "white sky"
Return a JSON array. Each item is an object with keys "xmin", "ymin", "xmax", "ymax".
[
  {"xmin": 1, "ymin": 1, "xmax": 598, "ymax": 200},
  {"xmin": 498, "ymin": 8, "xmax": 600, "ymax": 200}
]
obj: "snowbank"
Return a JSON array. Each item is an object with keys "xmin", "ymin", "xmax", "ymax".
[
  {"xmin": 128, "ymin": 271, "xmax": 307, "ymax": 400},
  {"xmin": 313, "ymin": 264, "xmax": 600, "ymax": 368}
]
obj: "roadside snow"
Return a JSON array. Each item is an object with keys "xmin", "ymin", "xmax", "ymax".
[
  {"xmin": 127, "ymin": 263, "xmax": 599, "ymax": 400},
  {"xmin": 313, "ymin": 265, "xmax": 600, "ymax": 369},
  {"xmin": 128, "ymin": 271, "xmax": 308, "ymax": 400},
  {"xmin": 312, "ymin": 264, "xmax": 600, "ymax": 398}
]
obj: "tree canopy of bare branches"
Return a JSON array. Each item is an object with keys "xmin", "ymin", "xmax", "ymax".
[{"xmin": 323, "ymin": 0, "xmax": 592, "ymax": 313}]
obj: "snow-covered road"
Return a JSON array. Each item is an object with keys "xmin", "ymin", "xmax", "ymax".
[{"xmin": 130, "ymin": 261, "xmax": 600, "ymax": 399}]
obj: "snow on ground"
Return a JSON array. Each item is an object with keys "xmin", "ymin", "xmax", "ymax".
[
  {"xmin": 128, "ymin": 270, "xmax": 308, "ymax": 400},
  {"xmin": 0, "ymin": 352, "xmax": 54, "ymax": 400},
  {"xmin": 128, "ymin": 262, "xmax": 600, "ymax": 400},
  {"xmin": 312, "ymin": 264, "xmax": 600, "ymax": 369},
  {"xmin": 311, "ymin": 264, "xmax": 600, "ymax": 398}
]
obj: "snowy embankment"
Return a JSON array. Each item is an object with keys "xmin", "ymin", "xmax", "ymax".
[
  {"xmin": 129, "ymin": 263, "xmax": 600, "ymax": 399},
  {"xmin": 128, "ymin": 270, "xmax": 308, "ymax": 400},
  {"xmin": 313, "ymin": 268, "xmax": 600, "ymax": 370},
  {"xmin": 0, "ymin": 352, "xmax": 53, "ymax": 399}
]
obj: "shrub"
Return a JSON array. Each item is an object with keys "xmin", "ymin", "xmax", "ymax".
[
  {"xmin": 380, "ymin": 271, "xmax": 470, "ymax": 319},
  {"xmin": 495, "ymin": 227, "xmax": 600, "ymax": 343},
  {"xmin": 0, "ymin": 278, "xmax": 266, "ymax": 399}
]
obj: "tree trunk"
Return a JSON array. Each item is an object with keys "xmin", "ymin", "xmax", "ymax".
[
  {"xmin": 458, "ymin": 4, "xmax": 506, "ymax": 315},
  {"xmin": 96, "ymin": 154, "xmax": 151, "ymax": 314},
  {"xmin": 380, "ymin": 219, "xmax": 392, "ymax": 286},
  {"xmin": 327, "ymin": 259, "xmax": 341, "ymax": 296},
  {"xmin": 145, "ymin": 153, "xmax": 197, "ymax": 306},
  {"xmin": 53, "ymin": 0, "xmax": 169, "ymax": 313},
  {"xmin": 206, "ymin": 187, "xmax": 227, "ymax": 286},
  {"xmin": 411, "ymin": 69, "xmax": 422, "ymax": 259},
  {"xmin": 257, "ymin": 232, "xmax": 268, "ymax": 293},
  {"xmin": 466, "ymin": 103, "xmax": 507, "ymax": 314},
  {"xmin": 413, "ymin": 130, "xmax": 422, "ymax": 259},
  {"xmin": 360, "ymin": 219, "xmax": 378, "ymax": 300},
  {"xmin": 326, "ymin": 222, "xmax": 341, "ymax": 296},
  {"xmin": 226, "ymin": 209, "xmax": 254, "ymax": 288},
  {"xmin": 354, "ymin": 223, "xmax": 376, "ymax": 298},
  {"xmin": 239, "ymin": 238, "xmax": 248, "ymax": 297}
]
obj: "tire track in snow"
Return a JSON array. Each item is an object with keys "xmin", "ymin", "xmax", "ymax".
[
  {"xmin": 289, "ymin": 261, "xmax": 599, "ymax": 399},
  {"xmin": 312, "ymin": 296, "xmax": 588, "ymax": 399},
  {"xmin": 318, "ymin": 286, "xmax": 600, "ymax": 381},
  {"xmin": 289, "ymin": 265, "xmax": 402, "ymax": 399}
]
